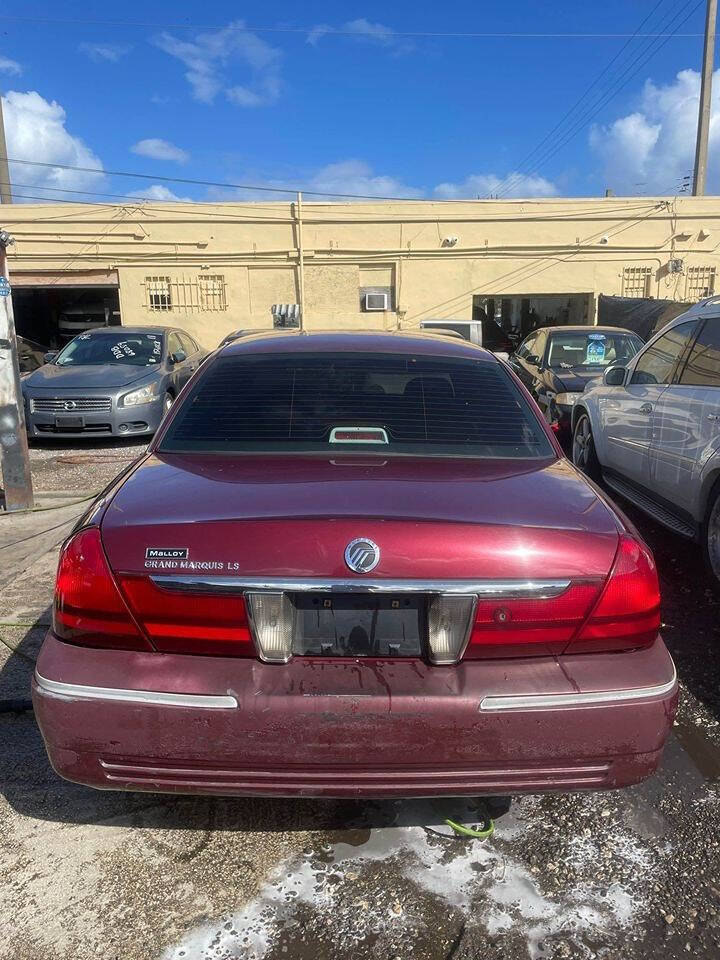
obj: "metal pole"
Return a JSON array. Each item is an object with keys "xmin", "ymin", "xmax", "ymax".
[
  {"xmin": 296, "ymin": 191, "xmax": 305, "ymax": 330},
  {"xmin": 0, "ymin": 235, "xmax": 34, "ymax": 510},
  {"xmin": 0, "ymin": 90, "xmax": 12, "ymax": 204},
  {"xmin": 693, "ymin": 0, "xmax": 717, "ymax": 196}
]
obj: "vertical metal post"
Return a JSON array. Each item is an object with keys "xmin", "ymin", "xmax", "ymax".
[
  {"xmin": 0, "ymin": 90, "xmax": 12, "ymax": 205},
  {"xmin": 296, "ymin": 191, "xmax": 306, "ymax": 330},
  {"xmin": 0, "ymin": 237, "xmax": 34, "ymax": 510},
  {"xmin": 693, "ymin": 0, "xmax": 718, "ymax": 196}
]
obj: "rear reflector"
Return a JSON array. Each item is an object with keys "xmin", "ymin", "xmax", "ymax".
[
  {"xmin": 54, "ymin": 528, "xmax": 150, "ymax": 651},
  {"xmin": 567, "ymin": 535, "xmax": 661, "ymax": 653},
  {"xmin": 464, "ymin": 582, "xmax": 602, "ymax": 657},
  {"xmin": 427, "ymin": 595, "xmax": 476, "ymax": 665},
  {"xmin": 118, "ymin": 576, "xmax": 255, "ymax": 656},
  {"xmin": 246, "ymin": 592, "xmax": 293, "ymax": 663}
]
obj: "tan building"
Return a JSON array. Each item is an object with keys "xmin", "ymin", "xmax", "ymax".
[{"xmin": 3, "ymin": 195, "xmax": 720, "ymax": 349}]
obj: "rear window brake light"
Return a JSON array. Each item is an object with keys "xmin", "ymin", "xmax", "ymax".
[{"xmin": 329, "ymin": 426, "xmax": 389, "ymax": 444}]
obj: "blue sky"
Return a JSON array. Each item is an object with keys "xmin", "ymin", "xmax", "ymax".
[{"xmin": 0, "ymin": 1, "xmax": 715, "ymax": 202}]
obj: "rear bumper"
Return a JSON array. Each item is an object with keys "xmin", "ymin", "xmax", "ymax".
[{"xmin": 32, "ymin": 633, "xmax": 677, "ymax": 798}]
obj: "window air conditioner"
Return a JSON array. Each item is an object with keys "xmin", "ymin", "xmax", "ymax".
[{"xmin": 364, "ymin": 292, "xmax": 388, "ymax": 311}]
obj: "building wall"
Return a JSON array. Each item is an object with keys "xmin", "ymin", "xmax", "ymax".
[{"xmin": 4, "ymin": 196, "xmax": 720, "ymax": 348}]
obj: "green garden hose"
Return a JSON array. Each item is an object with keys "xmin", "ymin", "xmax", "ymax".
[{"xmin": 444, "ymin": 818, "xmax": 495, "ymax": 839}]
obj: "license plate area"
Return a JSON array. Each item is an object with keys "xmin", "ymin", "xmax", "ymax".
[
  {"xmin": 291, "ymin": 593, "xmax": 425, "ymax": 657},
  {"xmin": 54, "ymin": 415, "xmax": 84, "ymax": 429}
]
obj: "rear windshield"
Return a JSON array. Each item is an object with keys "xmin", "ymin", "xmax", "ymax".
[{"xmin": 159, "ymin": 352, "xmax": 553, "ymax": 459}]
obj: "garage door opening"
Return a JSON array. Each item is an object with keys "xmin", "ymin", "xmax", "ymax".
[
  {"xmin": 11, "ymin": 271, "xmax": 121, "ymax": 354},
  {"xmin": 473, "ymin": 294, "xmax": 593, "ymax": 339}
]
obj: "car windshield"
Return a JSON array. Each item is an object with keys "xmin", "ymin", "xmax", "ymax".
[
  {"xmin": 160, "ymin": 352, "xmax": 553, "ymax": 459},
  {"xmin": 55, "ymin": 333, "xmax": 164, "ymax": 367},
  {"xmin": 546, "ymin": 332, "xmax": 641, "ymax": 369}
]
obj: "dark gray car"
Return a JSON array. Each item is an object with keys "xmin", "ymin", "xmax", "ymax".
[{"xmin": 22, "ymin": 326, "xmax": 206, "ymax": 439}]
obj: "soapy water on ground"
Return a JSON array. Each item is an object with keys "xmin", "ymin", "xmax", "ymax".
[{"xmin": 164, "ymin": 797, "xmax": 663, "ymax": 960}]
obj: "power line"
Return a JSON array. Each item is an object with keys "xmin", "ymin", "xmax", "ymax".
[
  {"xmin": 0, "ymin": 15, "xmax": 705, "ymax": 38},
  {"xmin": 0, "ymin": 155, "xmax": 428, "ymax": 201},
  {"xmin": 493, "ymin": 0, "xmax": 670, "ymax": 199},
  {"xmin": 495, "ymin": 0, "xmax": 704, "ymax": 198}
]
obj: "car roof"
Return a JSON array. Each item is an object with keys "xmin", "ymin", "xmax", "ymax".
[
  {"xmin": 72, "ymin": 325, "xmax": 182, "ymax": 337},
  {"xmin": 219, "ymin": 328, "xmax": 498, "ymax": 362},
  {"xmin": 538, "ymin": 325, "xmax": 637, "ymax": 336}
]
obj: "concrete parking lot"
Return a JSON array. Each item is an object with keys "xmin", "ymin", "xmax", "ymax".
[{"xmin": 2, "ymin": 441, "xmax": 720, "ymax": 960}]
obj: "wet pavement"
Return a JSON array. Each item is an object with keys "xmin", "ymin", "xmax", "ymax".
[{"xmin": 2, "ymin": 447, "xmax": 720, "ymax": 960}]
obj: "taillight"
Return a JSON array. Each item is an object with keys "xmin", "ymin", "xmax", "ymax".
[
  {"xmin": 462, "ymin": 535, "xmax": 661, "ymax": 660},
  {"xmin": 567, "ymin": 535, "xmax": 660, "ymax": 653},
  {"xmin": 54, "ymin": 528, "xmax": 150, "ymax": 651},
  {"xmin": 464, "ymin": 582, "xmax": 602, "ymax": 659},
  {"xmin": 118, "ymin": 577, "xmax": 255, "ymax": 657}
]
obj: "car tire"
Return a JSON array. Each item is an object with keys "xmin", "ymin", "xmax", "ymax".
[
  {"xmin": 703, "ymin": 481, "xmax": 720, "ymax": 588},
  {"xmin": 572, "ymin": 413, "xmax": 601, "ymax": 482},
  {"xmin": 163, "ymin": 392, "xmax": 174, "ymax": 416}
]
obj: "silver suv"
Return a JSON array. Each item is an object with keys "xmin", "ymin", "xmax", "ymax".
[{"xmin": 571, "ymin": 299, "xmax": 720, "ymax": 584}]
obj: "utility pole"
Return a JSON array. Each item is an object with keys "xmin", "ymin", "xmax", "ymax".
[
  {"xmin": 693, "ymin": 0, "xmax": 718, "ymax": 196},
  {"xmin": 0, "ymin": 232, "xmax": 34, "ymax": 510},
  {"xmin": 0, "ymin": 83, "xmax": 33, "ymax": 510},
  {"xmin": 0, "ymin": 90, "xmax": 12, "ymax": 204},
  {"xmin": 296, "ymin": 191, "xmax": 306, "ymax": 330}
]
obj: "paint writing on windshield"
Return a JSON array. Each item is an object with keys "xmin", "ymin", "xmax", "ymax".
[{"xmin": 111, "ymin": 341, "xmax": 137, "ymax": 361}]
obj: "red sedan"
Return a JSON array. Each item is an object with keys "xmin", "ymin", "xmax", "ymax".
[{"xmin": 32, "ymin": 331, "xmax": 676, "ymax": 798}]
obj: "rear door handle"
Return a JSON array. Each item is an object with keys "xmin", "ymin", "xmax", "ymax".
[{"xmin": 640, "ymin": 403, "xmax": 653, "ymax": 415}]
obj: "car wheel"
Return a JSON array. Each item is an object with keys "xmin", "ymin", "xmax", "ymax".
[
  {"xmin": 572, "ymin": 413, "xmax": 601, "ymax": 481},
  {"xmin": 163, "ymin": 392, "xmax": 174, "ymax": 416},
  {"xmin": 703, "ymin": 483, "xmax": 720, "ymax": 587}
]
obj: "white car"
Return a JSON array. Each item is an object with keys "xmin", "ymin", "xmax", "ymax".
[{"xmin": 571, "ymin": 298, "xmax": 720, "ymax": 584}]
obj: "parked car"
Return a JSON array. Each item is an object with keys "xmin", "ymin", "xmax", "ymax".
[
  {"xmin": 21, "ymin": 326, "xmax": 206, "ymax": 439},
  {"xmin": 571, "ymin": 300, "xmax": 720, "ymax": 585},
  {"xmin": 509, "ymin": 326, "xmax": 644, "ymax": 436},
  {"xmin": 32, "ymin": 330, "xmax": 676, "ymax": 799},
  {"xmin": 17, "ymin": 335, "xmax": 48, "ymax": 376}
]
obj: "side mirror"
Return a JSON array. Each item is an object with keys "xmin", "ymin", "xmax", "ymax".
[
  {"xmin": 170, "ymin": 350, "xmax": 187, "ymax": 364},
  {"xmin": 526, "ymin": 354, "xmax": 541, "ymax": 366},
  {"xmin": 604, "ymin": 365, "xmax": 626, "ymax": 386},
  {"xmin": 43, "ymin": 351, "xmax": 58, "ymax": 363}
]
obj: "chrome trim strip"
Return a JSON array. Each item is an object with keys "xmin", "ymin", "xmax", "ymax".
[
  {"xmin": 34, "ymin": 672, "xmax": 237, "ymax": 709},
  {"xmin": 151, "ymin": 576, "xmax": 571, "ymax": 599},
  {"xmin": 479, "ymin": 667, "xmax": 677, "ymax": 712}
]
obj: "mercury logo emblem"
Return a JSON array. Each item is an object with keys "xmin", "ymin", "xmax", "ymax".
[
  {"xmin": 344, "ymin": 538, "xmax": 380, "ymax": 574},
  {"xmin": 63, "ymin": 400, "xmax": 77, "ymax": 411}
]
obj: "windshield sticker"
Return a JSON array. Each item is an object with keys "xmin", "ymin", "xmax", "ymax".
[
  {"xmin": 152, "ymin": 339, "xmax": 162, "ymax": 356},
  {"xmin": 586, "ymin": 339, "xmax": 606, "ymax": 363},
  {"xmin": 588, "ymin": 333, "xmax": 607, "ymax": 340},
  {"xmin": 78, "ymin": 333, "xmax": 91, "ymax": 340}
]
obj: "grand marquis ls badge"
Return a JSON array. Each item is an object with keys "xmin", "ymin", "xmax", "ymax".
[{"xmin": 344, "ymin": 538, "xmax": 380, "ymax": 574}]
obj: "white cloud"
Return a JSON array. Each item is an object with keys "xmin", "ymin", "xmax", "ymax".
[
  {"xmin": 307, "ymin": 18, "xmax": 409, "ymax": 52},
  {"xmin": 589, "ymin": 68, "xmax": 719, "ymax": 194},
  {"xmin": 79, "ymin": 42, "xmax": 131, "ymax": 62},
  {"xmin": 154, "ymin": 20, "xmax": 282, "ymax": 107},
  {"xmin": 131, "ymin": 138, "xmax": 189, "ymax": 163},
  {"xmin": 1, "ymin": 90, "xmax": 104, "ymax": 197},
  {"xmin": 434, "ymin": 172, "xmax": 559, "ymax": 199},
  {"xmin": 306, "ymin": 160, "xmax": 421, "ymax": 198},
  {"xmin": 127, "ymin": 184, "xmax": 193, "ymax": 202},
  {"xmin": 213, "ymin": 159, "xmax": 422, "ymax": 201},
  {"xmin": 0, "ymin": 55, "xmax": 22, "ymax": 75}
]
